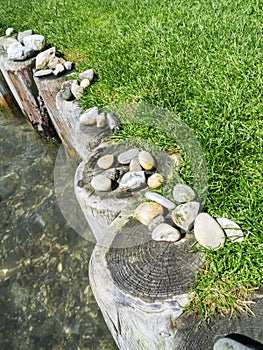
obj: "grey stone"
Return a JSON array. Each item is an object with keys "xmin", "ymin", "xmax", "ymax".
[
  {"xmin": 119, "ymin": 171, "xmax": 145, "ymax": 190},
  {"xmin": 80, "ymin": 78, "xmax": 90, "ymax": 89},
  {"xmin": 172, "ymin": 183, "xmax": 196, "ymax": 203},
  {"xmin": 23, "ymin": 34, "xmax": 46, "ymax": 51},
  {"xmin": 34, "ymin": 69, "xmax": 53, "ymax": 77},
  {"xmin": 18, "ymin": 30, "xmax": 33, "ymax": 43},
  {"xmin": 96, "ymin": 113, "xmax": 107, "ymax": 128},
  {"xmin": 194, "ymin": 213, "xmax": 226, "ymax": 250},
  {"xmin": 5, "ymin": 28, "xmax": 15, "ymax": 36},
  {"xmin": 213, "ymin": 337, "xmax": 254, "ymax": 350},
  {"xmin": 138, "ymin": 150, "xmax": 156, "ymax": 170},
  {"xmin": 64, "ymin": 61, "xmax": 73, "ymax": 70},
  {"xmin": 97, "ymin": 154, "xmax": 115, "ymax": 169},
  {"xmin": 91, "ymin": 174, "xmax": 112, "ymax": 192},
  {"xmin": 148, "ymin": 215, "xmax": 165, "ymax": 231},
  {"xmin": 71, "ymin": 81, "xmax": 84, "ymax": 99},
  {"xmin": 60, "ymin": 88, "xmax": 73, "ymax": 101},
  {"xmin": 152, "ymin": 223, "xmax": 181, "ymax": 242},
  {"xmin": 2, "ymin": 37, "xmax": 18, "ymax": 50},
  {"xmin": 79, "ymin": 107, "xmax": 98, "ymax": 125},
  {"xmin": 7, "ymin": 42, "xmax": 26, "ymax": 61},
  {"xmin": 145, "ymin": 191, "xmax": 176, "ymax": 210},
  {"xmin": 0, "ymin": 174, "xmax": 19, "ymax": 199},
  {"xmin": 135, "ymin": 202, "xmax": 164, "ymax": 226},
  {"xmin": 78, "ymin": 68, "xmax": 94, "ymax": 82},
  {"xmin": 53, "ymin": 63, "xmax": 65, "ymax": 76},
  {"xmin": 35, "ymin": 47, "xmax": 56, "ymax": 70},
  {"xmin": 47, "ymin": 56, "xmax": 60, "ymax": 70},
  {"xmin": 147, "ymin": 173, "xmax": 163, "ymax": 189},
  {"xmin": 61, "ymin": 79, "xmax": 76, "ymax": 90},
  {"xmin": 117, "ymin": 148, "xmax": 139, "ymax": 164},
  {"xmin": 172, "ymin": 201, "xmax": 200, "ymax": 231},
  {"xmin": 129, "ymin": 158, "xmax": 142, "ymax": 172},
  {"xmin": 104, "ymin": 168, "xmax": 120, "ymax": 181},
  {"xmin": 216, "ymin": 217, "xmax": 244, "ymax": 242},
  {"xmin": 106, "ymin": 112, "xmax": 119, "ymax": 130}
]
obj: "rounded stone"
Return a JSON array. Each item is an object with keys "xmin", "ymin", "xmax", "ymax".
[
  {"xmin": 138, "ymin": 150, "xmax": 156, "ymax": 170},
  {"xmin": 78, "ymin": 68, "xmax": 94, "ymax": 82},
  {"xmin": 117, "ymin": 148, "xmax": 139, "ymax": 165},
  {"xmin": 90, "ymin": 174, "xmax": 112, "ymax": 192},
  {"xmin": 96, "ymin": 113, "xmax": 107, "ymax": 128},
  {"xmin": 148, "ymin": 215, "xmax": 165, "ymax": 231},
  {"xmin": 145, "ymin": 191, "xmax": 176, "ymax": 210},
  {"xmin": 194, "ymin": 213, "xmax": 226, "ymax": 250},
  {"xmin": 213, "ymin": 337, "xmax": 251, "ymax": 350},
  {"xmin": 5, "ymin": 28, "xmax": 15, "ymax": 36},
  {"xmin": 79, "ymin": 107, "xmax": 99, "ymax": 125},
  {"xmin": 135, "ymin": 202, "xmax": 164, "ymax": 226},
  {"xmin": 119, "ymin": 171, "xmax": 145, "ymax": 190},
  {"xmin": 147, "ymin": 173, "xmax": 164, "ymax": 189},
  {"xmin": 23, "ymin": 34, "xmax": 46, "ymax": 51},
  {"xmin": 152, "ymin": 223, "xmax": 181, "ymax": 242},
  {"xmin": 97, "ymin": 154, "xmax": 114, "ymax": 170},
  {"xmin": 129, "ymin": 158, "xmax": 142, "ymax": 172},
  {"xmin": 18, "ymin": 30, "xmax": 33, "ymax": 43},
  {"xmin": 3, "ymin": 37, "xmax": 18, "ymax": 50},
  {"xmin": 172, "ymin": 184, "xmax": 196, "ymax": 203},
  {"xmin": 35, "ymin": 47, "xmax": 56, "ymax": 70},
  {"xmin": 80, "ymin": 78, "xmax": 91, "ymax": 89},
  {"xmin": 7, "ymin": 42, "xmax": 25, "ymax": 60},
  {"xmin": 216, "ymin": 217, "xmax": 244, "ymax": 243},
  {"xmin": 71, "ymin": 82, "xmax": 84, "ymax": 100},
  {"xmin": 64, "ymin": 61, "xmax": 73, "ymax": 70},
  {"xmin": 53, "ymin": 63, "xmax": 65, "ymax": 76},
  {"xmin": 172, "ymin": 201, "xmax": 200, "ymax": 231}
]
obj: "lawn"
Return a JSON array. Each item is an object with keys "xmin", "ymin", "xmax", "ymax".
[{"xmin": 0, "ymin": 0, "xmax": 262, "ymax": 319}]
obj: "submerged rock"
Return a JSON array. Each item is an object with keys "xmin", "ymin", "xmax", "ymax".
[
  {"xmin": 135, "ymin": 202, "xmax": 164, "ymax": 226},
  {"xmin": 152, "ymin": 223, "xmax": 181, "ymax": 242}
]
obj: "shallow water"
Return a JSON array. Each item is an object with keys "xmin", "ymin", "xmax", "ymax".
[{"xmin": 0, "ymin": 104, "xmax": 117, "ymax": 349}]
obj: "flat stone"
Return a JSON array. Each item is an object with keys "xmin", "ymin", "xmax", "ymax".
[
  {"xmin": 147, "ymin": 173, "xmax": 164, "ymax": 189},
  {"xmin": 5, "ymin": 28, "xmax": 15, "ymax": 36},
  {"xmin": 79, "ymin": 107, "xmax": 99, "ymax": 125},
  {"xmin": 152, "ymin": 223, "xmax": 181, "ymax": 242},
  {"xmin": 172, "ymin": 201, "xmax": 200, "ymax": 231},
  {"xmin": 172, "ymin": 184, "xmax": 196, "ymax": 203},
  {"xmin": 35, "ymin": 47, "xmax": 56, "ymax": 70},
  {"xmin": 18, "ymin": 30, "xmax": 33, "ymax": 43},
  {"xmin": 3, "ymin": 37, "xmax": 18, "ymax": 50},
  {"xmin": 64, "ymin": 61, "xmax": 73, "ymax": 70},
  {"xmin": 7, "ymin": 42, "xmax": 24, "ymax": 60},
  {"xmin": 80, "ymin": 78, "xmax": 90, "ymax": 89},
  {"xmin": 213, "ymin": 337, "xmax": 253, "ymax": 350},
  {"xmin": 97, "ymin": 154, "xmax": 115, "ymax": 170},
  {"xmin": 96, "ymin": 113, "xmax": 107, "ymax": 128},
  {"xmin": 135, "ymin": 202, "xmax": 164, "ymax": 226},
  {"xmin": 194, "ymin": 213, "xmax": 226, "ymax": 250},
  {"xmin": 34, "ymin": 69, "xmax": 53, "ymax": 77},
  {"xmin": 53, "ymin": 63, "xmax": 65, "ymax": 76},
  {"xmin": 129, "ymin": 158, "xmax": 142, "ymax": 172},
  {"xmin": 138, "ymin": 150, "xmax": 156, "ymax": 170},
  {"xmin": 23, "ymin": 34, "xmax": 46, "ymax": 51},
  {"xmin": 119, "ymin": 171, "xmax": 145, "ymax": 190},
  {"xmin": 78, "ymin": 68, "xmax": 94, "ymax": 82},
  {"xmin": 148, "ymin": 215, "xmax": 165, "ymax": 231},
  {"xmin": 145, "ymin": 191, "xmax": 176, "ymax": 210},
  {"xmin": 47, "ymin": 56, "xmax": 60, "ymax": 70},
  {"xmin": 216, "ymin": 217, "xmax": 244, "ymax": 242},
  {"xmin": 71, "ymin": 82, "xmax": 84, "ymax": 99},
  {"xmin": 90, "ymin": 174, "xmax": 112, "ymax": 192},
  {"xmin": 117, "ymin": 148, "xmax": 139, "ymax": 165}
]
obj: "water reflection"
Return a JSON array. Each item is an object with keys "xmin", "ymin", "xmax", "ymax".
[{"xmin": 0, "ymin": 104, "xmax": 117, "ymax": 349}]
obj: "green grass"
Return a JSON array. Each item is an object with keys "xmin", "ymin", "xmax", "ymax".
[{"xmin": 0, "ymin": 0, "xmax": 262, "ymax": 320}]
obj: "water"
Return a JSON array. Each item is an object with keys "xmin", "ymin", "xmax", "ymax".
[{"xmin": 0, "ymin": 104, "xmax": 117, "ymax": 349}]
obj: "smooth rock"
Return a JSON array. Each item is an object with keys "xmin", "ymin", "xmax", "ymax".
[
  {"xmin": 80, "ymin": 78, "xmax": 90, "ymax": 89},
  {"xmin": 119, "ymin": 171, "xmax": 145, "ymax": 190},
  {"xmin": 53, "ymin": 63, "xmax": 65, "ymax": 76},
  {"xmin": 147, "ymin": 173, "xmax": 164, "ymax": 189},
  {"xmin": 172, "ymin": 201, "xmax": 200, "ymax": 231},
  {"xmin": 78, "ymin": 68, "xmax": 94, "ymax": 82},
  {"xmin": 135, "ymin": 202, "xmax": 164, "ymax": 226},
  {"xmin": 172, "ymin": 184, "xmax": 196, "ymax": 203},
  {"xmin": 5, "ymin": 28, "xmax": 15, "ymax": 36},
  {"xmin": 3, "ymin": 37, "xmax": 18, "ymax": 50},
  {"xmin": 216, "ymin": 217, "xmax": 244, "ymax": 242},
  {"xmin": 145, "ymin": 191, "xmax": 176, "ymax": 210},
  {"xmin": 117, "ymin": 148, "xmax": 139, "ymax": 165},
  {"xmin": 79, "ymin": 107, "xmax": 99, "ymax": 125},
  {"xmin": 106, "ymin": 112, "xmax": 119, "ymax": 130},
  {"xmin": 90, "ymin": 174, "xmax": 112, "ymax": 192},
  {"xmin": 23, "ymin": 34, "xmax": 46, "ymax": 51},
  {"xmin": 18, "ymin": 30, "xmax": 33, "ymax": 43},
  {"xmin": 213, "ymin": 337, "xmax": 253, "ymax": 350},
  {"xmin": 194, "ymin": 213, "xmax": 226, "ymax": 250},
  {"xmin": 64, "ymin": 61, "xmax": 73, "ymax": 70},
  {"xmin": 129, "ymin": 158, "xmax": 142, "ymax": 172},
  {"xmin": 97, "ymin": 154, "xmax": 115, "ymax": 170},
  {"xmin": 7, "ymin": 42, "xmax": 26, "ymax": 61},
  {"xmin": 71, "ymin": 82, "xmax": 84, "ymax": 99},
  {"xmin": 35, "ymin": 47, "xmax": 56, "ymax": 70},
  {"xmin": 104, "ymin": 168, "xmax": 120, "ymax": 181},
  {"xmin": 148, "ymin": 215, "xmax": 165, "ymax": 231},
  {"xmin": 138, "ymin": 150, "xmax": 156, "ymax": 170},
  {"xmin": 34, "ymin": 69, "xmax": 53, "ymax": 77},
  {"xmin": 96, "ymin": 113, "xmax": 107, "ymax": 128},
  {"xmin": 152, "ymin": 223, "xmax": 181, "ymax": 242}
]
